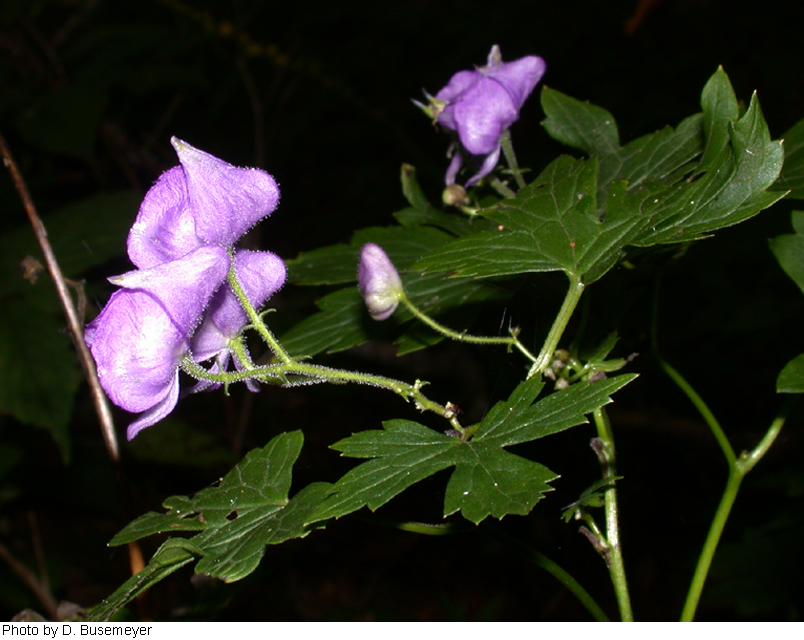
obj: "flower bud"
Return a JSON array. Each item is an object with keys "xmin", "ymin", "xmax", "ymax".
[
  {"xmin": 358, "ymin": 243, "xmax": 404, "ymax": 321},
  {"xmin": 442, "ymin": 183, "xmax": 470, "ymax": 207}
]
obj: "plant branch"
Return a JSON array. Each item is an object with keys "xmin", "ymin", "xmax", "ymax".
[
  {"xmin": 680, "ymin": 398, "xmax": 794, "ymax": 621},
  {"xmin": 528, "ymin": 274, "xmax": 585, "ymax": 378},
  {"xmin": 0, "ymin": 132, "xmax": 120, "ymax": 463},
  {"xmin": 0, "ymin": 132, "xmax": 147, "ymax": 612},
  {"xmin": 500, "ymin": 129, "xmax": 526, "ymax": 190},
  {"xmin": 400, "ymin": 293, "xmax": 538, "ymax": 363},
  {"xmin": 591, "ymin": 409, "xmax": 633, "ymax": 621}
]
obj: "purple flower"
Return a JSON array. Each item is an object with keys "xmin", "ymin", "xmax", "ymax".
[
  {"xmin": 128, "ymin": 137, "xmax": 280, "ymax": 269},
  {"xmin": 85, "ymin": 247, "xmax": 230, "ymax": 440},
  {"xmin": 358, "ymin": 244, "xmax": 404, "ymax": 321},
  {"xmin": 191, "ymin": 250, "xmax": 287, "ymax": 392},
  {"xmin": 434, "ymin": 45, "xmax": 545, "ymax": 186},
  {"xmin": 86, "ymin": 139, "xmax": 286, "ymax": 438}
]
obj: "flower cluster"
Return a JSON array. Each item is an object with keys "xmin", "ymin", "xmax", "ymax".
[
  {"xmin": 85, "ymin": 138, "xmax": 286, "ymax": 439},
  {"xmin": 431, "ymin": 45, "xmax": 546, "ymax": 186}
]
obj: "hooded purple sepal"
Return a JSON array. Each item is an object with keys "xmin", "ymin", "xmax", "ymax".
[{"xmin": 127, "ymin": 138, "xmax": 280, "ymax": 268}]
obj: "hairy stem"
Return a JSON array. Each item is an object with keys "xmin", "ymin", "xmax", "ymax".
[{"xmin": 400, "ymin": 294, "xmax": 538, "ymax": 363}]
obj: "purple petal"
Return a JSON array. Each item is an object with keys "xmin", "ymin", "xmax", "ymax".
[
  {"xmin": 445, "ymin": 152, "xmax": 464, "ymax": 186},
  {"xmin": 126, "ymin": 375, "xmax": 180, "ymax": 440},
  {"xmin": 173, "ymin": 138, "xmax": 280, "ymax": 249},
  {"xmin": 432, "ymin": 47, "xmax": 546, "ymax": 187},
  {"xmin": 485, "ymin": 56, "xmax": 546, "ymax": 110},
  {"xmin": 435, "ymin": 70, "xmax": 480, "ymax": 132},
  {"xmin": 466, "ymin": 144, "xmax": 502, "ymax": 187},
  {"xmin": 127, "ymin": 167, "xmax": 199, "ymax": 269},
  {"xmin": 87, "ymin": 246, "xmax": 229, "ymax": 434},
  {"xmin": 127, "ymin": 139, "xmax": 280, "ymax": 268},
  {"xmin": 452, "ymin": 77, "xmax": 518, "ymax": 156},
  {"xmin": 86, "ymin": 289, "xmax": 186, "ymax": 415},
  {"xmin": 110, "ymin": 246, "xmax": 230, "ymax": 333}
]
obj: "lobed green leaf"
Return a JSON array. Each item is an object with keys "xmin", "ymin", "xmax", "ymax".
[{"xmin": 308, "ymin": 375, "xmax": 636, "ymax": 525}]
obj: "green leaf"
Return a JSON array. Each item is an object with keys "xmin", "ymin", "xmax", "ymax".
[
  {"xmin": 699, "ymin": 66, "xmax": 740, "ymax": 172},
  {"xmin": 443, "ymin": 446, "xmax": 557, "ymax": 524},
  {"xmin": 777, "ymin": 354, "xmax": 804, "ymax": 394},
  {"xmin": 192, "ymin": 482, "xmax": 331, "ymax": 581},
  {"xmin": 111, "ymin": 431, "xmax": 305, "ymax": 544},
  {"xmin": 473, "ymin": 374, "xmax": 637, "ymax": 448},
  {"xmin": 632, "ymin": 90, "xmax": 784, "ymax": 245},
  {"xmin": 541, "ymin": 87, "xmax": 620, "ymax": 157},
  {"xmin": 309, "ymin": 420, "xmax": 558, "ymax": 526},
  {"xmin": 308, "ymin": 375, "xmax": 636, "ymax": 525},
  {"xmin": 109, "ymin": 432, "xmax": 330, "ymax": 586},
  {"xmin": 308, "ymin": 420, "xmax": 460, "ymax": 522},
  {"xmin": 285, "ymin": 245, "xmax": 358, "ymax": 286},
  {"xmin": 86, "ymin": 538, "xmax": 201, "ymax": 622},
  {"xmin": 415, "ymin": 156, "xmax": 637, "ymax": 281},
  {"xmin": 772, "ymin": 117, "xmax": 804, "ymax": 199},
  {"xmin": 401, "ymin": 163, "xmax": 430, "ymax": 210},
  {"xmin": 281, "ymin": 288, "xmax": 369, "ymax": 357},
  {"xmin": 769, "ymin": 211, "xmax": 804, "ymax": 297}
]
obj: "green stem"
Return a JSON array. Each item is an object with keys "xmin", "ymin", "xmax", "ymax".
[
  {"xmin": 185, "ymin": 353, "xmax": 464, "ymax": 434},
  {"xmin": 481, "ymin": 524, "xmax": 610, "ymax": 622},
  {"xmin": 679, "ymin": 400, "xmax": 793, "ymax": 621},
  {"xmin": 227, "ymin": 258, "xmax": 292, "ymax": 364},
  {"xmin": 592, "ymin": 408, "xmax": 633, "ymax": 622},
  {"xmin": 500, "ymin": 129, "xmax": 526, "ymax": 190},
  {"xmin": 679, "ymin": 466, "xmax": 742, "ymax": 622},
  {"xmin": 653, "ymin": 273, "xmax": 793, "ymax": 621},
  {"xmin": 528, "ymin": 275, "xmax": 586, "ymax": 378},
  {"xmin": 400, "ymin": 294, "xmax": 538, "ymax": 363},
  {"xmin": 655, "ymin": 357, "xmax": 735, "ymax": 466}
]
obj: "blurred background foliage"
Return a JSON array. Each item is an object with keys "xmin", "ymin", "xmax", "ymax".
[{"xmin": 1, "ymin": 0, "xmax": 804, "ymax": 621}]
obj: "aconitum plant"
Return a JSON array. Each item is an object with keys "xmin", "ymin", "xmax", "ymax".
[{"xmin": 65, "ymin": 46, "xmax": 804, "ymax": 622}]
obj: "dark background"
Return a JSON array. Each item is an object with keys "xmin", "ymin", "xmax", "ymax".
[{"xmin": 1, "ymin": 0, "xmax": 804, "ymax": 621}]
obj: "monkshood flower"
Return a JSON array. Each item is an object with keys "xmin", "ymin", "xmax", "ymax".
[
  {"xmin": 86, "ymin": 138, "xmax": 285, "ymax": 439},
  {"xmin": 191, "ymin": 250, "xmax": 287, "ymax": 392},
  {"xmin": 85, "ymin": 247, "xmax": 230, "ymax": 440},
  {"xmin": 432, "ymin": 45, "xmax": 545, "ymax": 186},
  {"xmin": 358, "ymin": 243, "xmax": 404, "ymax": 321},
  {"xmin": 128, "ymin": 137, "xmax": 280, "ymax": 268}
]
